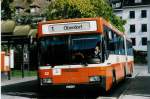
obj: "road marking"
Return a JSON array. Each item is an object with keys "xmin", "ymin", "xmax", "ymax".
[{"xmin": 97, "ymin": 97, "xmax": 117, "ymax": 99}]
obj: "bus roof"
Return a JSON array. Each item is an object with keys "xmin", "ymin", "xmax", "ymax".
[{"xmin": 37, "ymin": 17, "xmax": 124, "ymax": 38}]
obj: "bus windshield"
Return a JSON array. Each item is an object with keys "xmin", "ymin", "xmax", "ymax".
[{"xmin": 38, "ymin": 34, "xmax": 102, "ymax": 66}]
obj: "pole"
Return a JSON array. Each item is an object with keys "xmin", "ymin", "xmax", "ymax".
[
  {"xmin": 8, "ymin": 41, "xmax": 11, "ymax": 80},
  {"xmin": 148, "ymin": 41, "xmax": 150, "ymax": 73},
  {"xmin": 28, "ymin": 43, "xmax": 30, "ymax": 76},
  {"xmin": 22, "ymin": 44, "xmax": 24, "ymax": 78}
]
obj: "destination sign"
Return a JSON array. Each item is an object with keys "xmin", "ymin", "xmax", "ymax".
[{"xmin": 42, "ymin": 21, "xmax": 97, "ymax": 34}]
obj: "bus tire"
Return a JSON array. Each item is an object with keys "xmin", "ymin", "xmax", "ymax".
[
  {"xmin": 124, "ymin": 66, "xmax": 127, "ymax": 80},
  {"xmin": 101, "ymin": 87, "xmax": 107, "ymax": 96},
  {"xmin": 37, "ymin": 78, "xmax": 45, "ymax": 94},
  {"xmin": 128, "ymin": 64, "xmax": 133, "ymax": 77},
  {"xmin": 112, "ymin": 69, "xmax": 117, "ymax": 87}
]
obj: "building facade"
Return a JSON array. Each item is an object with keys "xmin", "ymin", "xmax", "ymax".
[{"xmin": 112, "ymin": 0, "xmax": 150, "ymax": 52}]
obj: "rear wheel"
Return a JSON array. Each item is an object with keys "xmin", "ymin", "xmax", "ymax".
[
  {"xmin": 128, "ymin": 64, "xmax": 133, "ymax": 77},
  {"xmin": 124, "ymin": 65, "xmax": 127, "ymax": 79},
  {"xmin": 100, "ymin": 87, "xmax": 107, "ymax": 96},
  {"xmin": 112, "ymin": 69, "xmax": 117, "ymax": 87}
]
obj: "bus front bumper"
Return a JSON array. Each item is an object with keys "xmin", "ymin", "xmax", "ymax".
[
  {"xmin": 39, "ymin": 79, "xmax": 106, "ymax": 91},
  {"xmin": 39, "ymin": 83, "xmax": 105, "ymax": 92}
]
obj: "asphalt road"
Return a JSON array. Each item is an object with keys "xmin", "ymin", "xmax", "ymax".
[{"xmin": 1, "ymin": 77, "xmax": 133, "ymax": 99}]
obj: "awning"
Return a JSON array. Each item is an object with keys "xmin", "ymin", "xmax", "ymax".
[
  {"xmin": 13, "ymin": 25, "xmax": 31, "ymax": 36},
  {"xmin": 1, "ymin": 20, "xmax": 16, "ymax": 34}
]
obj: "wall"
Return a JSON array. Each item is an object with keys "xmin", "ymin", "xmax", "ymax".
[{"xmin": 115, "ymin": 6, "xmax": 150, "ymax": 51}]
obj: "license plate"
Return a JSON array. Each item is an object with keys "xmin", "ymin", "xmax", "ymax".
[{"xmin": 66, "ymin": 85, "xmax": 76, "ymax": 89}]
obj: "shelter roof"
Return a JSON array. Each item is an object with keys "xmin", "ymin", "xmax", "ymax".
[
  {"xmin": 13, "ymin": 25, "xmax": 31, "ymax": 36},
  {"xmin": 1, "ymin": 20, "xmax": 16, "ymax": 34}
]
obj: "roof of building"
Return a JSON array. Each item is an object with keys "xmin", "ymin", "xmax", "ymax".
[
  {"xmin": 111, "ymin": 0, "xmax": 150, "ymax": 10},
  {"xmin": 110, "ymin": 0, "xmax": 122, "ymax": 3},
  {"xmin": 30, "ymin": 1, "xmax": 40, "ymax": 8},
  {"xmin": 123, "ymin": 0, "xmax": 150, "ymax": 7}
]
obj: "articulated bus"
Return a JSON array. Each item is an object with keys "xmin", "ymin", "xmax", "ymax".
[{"xmin": 37, "ymin": 17, "xmax": 134, "ymax": 94}]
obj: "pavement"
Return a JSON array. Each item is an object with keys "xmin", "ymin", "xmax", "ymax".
[
  {"xmin": 119, "ymin": 64, "xmax": 150, "ymax": 99},
  {"xmin": 1, "ymin": 76, "xmax": 37, "ymax": 86}
]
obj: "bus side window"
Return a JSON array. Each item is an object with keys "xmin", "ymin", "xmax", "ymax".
[
  {"xmin": 113, "ymin": 34, "xmax": 120, "ymax": 55},
  {"xmin": 108, "ymin": 42, "xmax": 115, "ymax": 54},
  {"xmin": 108, "ymin": 31, "xmax": 115, "ymax": 54},
  {"xmin": 103, "ymin": 26, "xmax": 110, "ymax": 61},
  {"xmin": 120, "ymin": 37, "xmax": 125, "ymax": 55},
  {"xmin": 126, "ymin": 40, "xmax": 133, "ymax": 56}
]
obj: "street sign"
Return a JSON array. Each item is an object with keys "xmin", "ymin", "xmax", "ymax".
[
  {"xmin": 23, "ymin": 46, "xmax": 29, "ymax": 63},
  {"xmin": 10, "ymin": 49, "xmax": 14, "ymax": 68},
  {"xmin": 42, "ymin": 21, "xmax": 97, "ymax": 34}
]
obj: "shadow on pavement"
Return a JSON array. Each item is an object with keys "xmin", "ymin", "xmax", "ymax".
[
  {"xmin": 122, "ymin": 76, "xmax": 150, "ymax": 97},
  {"xmin": 1, "ymin": 78, "xmax": 134, "ymax": 99},
  {"xmin": 1, "ymin": 80, "xmax": 38, "ymax": 98},
  {"xmin": 1, "ymin": 80, "xmax": 99, "ymax": 99}
]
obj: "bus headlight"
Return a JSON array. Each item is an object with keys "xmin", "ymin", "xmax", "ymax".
[
  {"xmin": 89, "ymin": 76, "xmax": 101, "ymax": 82},
  {"xmin": 42, "ymin": 78, "xmax": 52, "ymax": 84}
]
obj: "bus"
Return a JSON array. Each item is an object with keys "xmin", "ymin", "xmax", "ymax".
[{"xmin": 37, "ymin": 17, "xmax": 134, "ymax": 94}]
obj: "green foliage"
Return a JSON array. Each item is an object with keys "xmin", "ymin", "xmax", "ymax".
[
  {"xmin": 11, "ymin": 70, "xmax": 37, "ymax": 77},
  {"xmin": 1, "ymin": 0, "xmax": 12, "ymax": 20},
  {"xmin": 111, "ymin": 15, "xmax": 126, "ymax": 32},
  {"xmin": 47, "ymin": 0, "xmax": 96, "ymax": 19},
  {"xmin": 46, "ymin": 0, "xmax": 125, "ymax": 32}
]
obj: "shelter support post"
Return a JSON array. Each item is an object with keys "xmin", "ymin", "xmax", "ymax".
[
  {"xmin": 22, "ymin": 44, "xmax": 25, "ymax": 78},
  {"xmin": 8, "ymin": 41, "xmax": 11, "ymax": 80}
]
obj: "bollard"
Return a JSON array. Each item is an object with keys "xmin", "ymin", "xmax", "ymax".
[{"xmin": 22, "ymin": 64, "xmax": 24, "ymax": 78}]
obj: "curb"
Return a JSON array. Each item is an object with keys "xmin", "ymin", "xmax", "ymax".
[{"xmin": 1, "ymin": 77, "xmax": 37, "ymax": 86}]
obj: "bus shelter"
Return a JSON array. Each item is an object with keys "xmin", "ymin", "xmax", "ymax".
[{"xmin": 1, "ymin": 20, "xmax": 37, "ymax": 79}]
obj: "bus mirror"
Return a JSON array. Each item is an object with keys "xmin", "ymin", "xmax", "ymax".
[{"xmin": 108, "ymin": 31, "xmax": 112, "ymax": 40}]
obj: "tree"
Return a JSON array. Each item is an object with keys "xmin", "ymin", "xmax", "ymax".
[
  {"xmin": 46, "ymin": 0, "xmax": 125, "ymax": 32},
  {"xmin": 46, "ymin": 0, "xmax": 95, "ymax": 19},
  {"xmin": 1, "ymin": 0, "xmax": 12, "ymax": 20}
]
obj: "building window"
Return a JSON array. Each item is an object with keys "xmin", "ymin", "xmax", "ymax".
[
  {"xmin": 131, "ymin": 38, "xmax": 136, "ymax": 46},
  {"xmin": 130, "ymin": 24, "xmax": 135, "ymax": 33},
  {"xmin": 120, "ymin": 16, "xmax": 122, "ymax": 19},
  {"xmin": 142, "ymin": 37, "xmax": 147, "ymax": 45},
  {"xmin": 141, "ymin": 24, "xmax": 147, "ymax": 32},
  {"xmin": 129, "ymin": 11, "xmax": 135, "ymax": 19},
  {"xmin": 141, "ymin": 10, "xmax": 147, "ymax": 18},
  {"xmin": 15, "ymin": 8, "xmax": 24, "ymax": 14}
]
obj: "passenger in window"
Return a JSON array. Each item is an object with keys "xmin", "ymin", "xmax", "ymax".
[
  {"xmin": 94, "ymin": 46, "xmax": 102, "ymax": 63},
  {"xmin": 95, "ymin": 46, "xmax": 101, "ymax": 58},
  {"xmin": 86, "ymin": 45, "xmax": 102, "ymax": 64}
]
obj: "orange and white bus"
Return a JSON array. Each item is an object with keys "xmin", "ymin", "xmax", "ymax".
[{"xmin": 37, "ymin": 17, "xmax": 134, "ymax": 94}]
